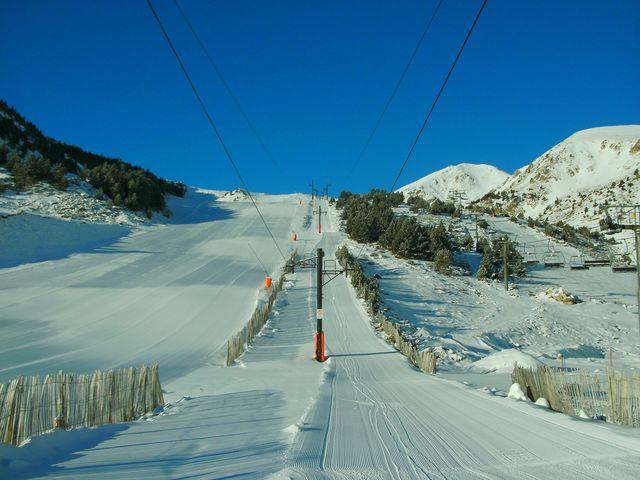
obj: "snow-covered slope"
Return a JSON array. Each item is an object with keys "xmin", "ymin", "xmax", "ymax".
[
  {"xmin": 482, "ymin": 126, "xmax": 640, "ymax": 227},
  {"xmin": 5, "ymin": 204, "xmax": 640, "ymax": 479},
  {"xmin": 398, "ymin": 163, "xmax": 509, "ymax": 203},
  {"xmin": 0, "ymin": 167, "xmax": 145, "ymax": 225}
]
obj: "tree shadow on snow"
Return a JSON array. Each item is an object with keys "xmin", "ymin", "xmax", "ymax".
[
  {"xmin": 162, "ymin": 188, "xmax": 236, "ymax": 225},
  {"xmin": 28, "ymin": 390, "xmax": 292, "ymax": 479},
  {"xmin": 0, "ymin": 423, "xmax": 129, "ymax": 480},
  {"xmin": 0, "ymin": 213, "xmax": 132, "ymax": 269}
]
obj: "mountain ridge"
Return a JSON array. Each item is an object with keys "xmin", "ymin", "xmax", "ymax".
[
  {"xmin": 398, "ymin": 163, "xmax": 509, "ymax": 203},
  {"xmin": 479, "ymin": 124, "xmax": 640, "ymax": 227}
]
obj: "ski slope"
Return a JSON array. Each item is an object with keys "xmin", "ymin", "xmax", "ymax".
[
  {"xmin": 279, "ymin": 219, "xmax": 640, "ymax": 479},
  {"xmin": 2, "ymin": 198, "xmax": 640, "ymax": 479},
  {"xmin": 0, "ymin": 188, "xmax": 304, "ymax": 384}
]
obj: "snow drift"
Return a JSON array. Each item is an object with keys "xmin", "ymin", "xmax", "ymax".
[{"xmin": 468, "ymin": 349, "xmax": 543, "ymax": 374}]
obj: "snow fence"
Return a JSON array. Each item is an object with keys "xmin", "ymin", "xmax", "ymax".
[
  {"xmin": 0, "ymin": 364, "xmax": 164, "ymax": 445},
  {"xmin": 336, "ymin": 246, "xmax": 437, "ymax": 374},
  {"xmin": 512, "ymin": 365, "xmax": 640, "ymax": 427},
  {"xmin": 226, "ymin": 252, "xmax": 295, "ymax": 366}
]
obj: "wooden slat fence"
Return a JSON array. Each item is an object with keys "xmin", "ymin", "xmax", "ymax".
[
  {"xmin": 374, "ymin": 312, "xmax": 437, "ymax": 374},
  {"xmin": 226, "ymin": 262, "xmax": 292, "ymax": 366},
  {"xmin": 336, "ymin": 245, "xmax": 437, "ymax": 374},
  {"xmin": 512, "ymin": 365, "xmax": 640, "ymax": 427},
  {"xmin": 0, "ymin": 364, "xmax": 164, "ymax": 445}
]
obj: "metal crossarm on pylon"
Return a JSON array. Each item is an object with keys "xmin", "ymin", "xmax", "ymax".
[{"xmin": 604, "ymin": 205, "xmax": 640, "ymax": 229}]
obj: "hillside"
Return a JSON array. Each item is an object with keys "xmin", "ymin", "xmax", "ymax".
[
  {"xmin": 398, "ymin": 163, "xmax": 509, "ymax": 203},
  {"xmin": 476, "ymin": 126, "xmax": 640, "ymax": 228},
  {"xmin": 0, "ymin": 100, "xmax": 186, "ymax": 218}
]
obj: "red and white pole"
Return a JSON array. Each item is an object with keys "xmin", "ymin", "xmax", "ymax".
[{"xmin": 314, "ymin": 248, "xmax": 326, "ymax": 362}]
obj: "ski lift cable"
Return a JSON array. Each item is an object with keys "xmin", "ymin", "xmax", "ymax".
[
  {"xmin": 346, "ymin": 0, "xmax": 445, "ymax": 177},
  {"xmin": 351, "ymin": 1, "xmax": 487, "ymax": 262},
  {"xmin": 247, "ymin": 242, "xmax": 269, "ymax": 276},
  {"xmin": 389, "ymin": 0, "xmax": 488, "ymax": 192},
  {"xmin": 172, "ymin": 0, "xmax": 286, "ymax": 178},
  {"xmin": 145, "ymin": 0, "xmax": 286, "ymax": 261}
]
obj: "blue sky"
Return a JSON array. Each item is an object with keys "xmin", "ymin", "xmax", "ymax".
[{"xmin": 1, "ymin": 0, "xmax": 638, "ymax": 194}]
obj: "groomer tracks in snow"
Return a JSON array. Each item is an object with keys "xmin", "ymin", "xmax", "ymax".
[{"xmin": 2, "ymin": 198, "xmax": 640, "ymax": 479}]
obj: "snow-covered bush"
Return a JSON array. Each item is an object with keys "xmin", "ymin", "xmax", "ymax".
[{"xmin": 537, "ymin": 287, "xmax": 581, "ymax": 304}]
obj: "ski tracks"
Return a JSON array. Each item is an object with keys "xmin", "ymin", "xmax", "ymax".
[{"xmin": 281, "ymin": 240, "xmax": 640, "ymax": 479}]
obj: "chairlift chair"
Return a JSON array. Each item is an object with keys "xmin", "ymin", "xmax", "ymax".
[
  {"xmin": 543, "ymin": 250, "xmax": 565, "ymax": 268},
  {"xmin": 611, "ymin": 253, "xmax": 637, "ymax": 272},
  {"xmin": 584, "ymin": 257, "xmax": 611, "ymax": 267},
  {"xmin": 569, "ymin": 255, "xmax": 588, "ymax": 270},
  {"xmin": 524, "ymin": 250, "xmax": 539, "ymax": 265}
]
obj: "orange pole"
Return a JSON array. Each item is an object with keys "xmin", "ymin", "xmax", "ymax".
[{"xmin": 313, "ymin": 332, "xmax": 326, "ymax": 362}]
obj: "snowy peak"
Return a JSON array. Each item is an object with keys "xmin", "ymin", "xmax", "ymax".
[
  {"xmin": 566, "ymin": 125, "xmax": 640, "ymax": 143},
  {"xmin": 502, "ymin": 125, "xmax": 640, "ymax": 195},
  {"xmin": 487, "ymin": 125, "xmax": 640, "ymax": 226},
  {"xmin": 398, "ymin": 163, "xmax": 509, "ymax": 203}
]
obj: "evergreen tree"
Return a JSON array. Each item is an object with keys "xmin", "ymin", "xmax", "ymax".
[
  {"xmin": 0, "ymin": 99, "xmax": 186, "ymax": 212},
  {"xmin": 429, "ymin": 198, "xmax": 456, "ymax": 215},
  {"xmin": 429, "ymin": 221, "xmax": 451, "ymax": 254},
  {"xmin": 460, "ymin": 234, "xmax": 474, "ymax": 251},
  {"xmin": 476, "ymin": 237, "xmax": 525, "ymax": 282},
  {"xmin": 434, "ymin": 248, "xmax": 453, "ymax": 275},
  {"xmin": 406, "ymin": 194, "xmax": 429, "ymax": 213},
  {"xmin": 51, "ymin": 163, "xmax": 68, "ymax": 190}
]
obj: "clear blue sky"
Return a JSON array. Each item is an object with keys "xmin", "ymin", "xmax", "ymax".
[{"xmin": 1, "ymin": 0, "xmax": 638, "ymax": 194}]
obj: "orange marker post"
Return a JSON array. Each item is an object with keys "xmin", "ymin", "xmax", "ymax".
[
  {"xmin": 264, "ymin": 276, "xmax": 272, "ymax": 288},
  {"xmin": 313, "ymin": 331, "xmax": 326, "ymax": 362}
]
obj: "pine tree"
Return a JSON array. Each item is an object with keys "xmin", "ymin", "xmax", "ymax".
[
  {"xmin": 434, "ymin": 248, "xmax": 453, "ymax": 275},
  {"xmin": 51, "ymin": 164, "xmax": 68, "ymax": 190},
  {"xmin": 476, "ymin": 253, "xmax": 492, "ymax": 280}
]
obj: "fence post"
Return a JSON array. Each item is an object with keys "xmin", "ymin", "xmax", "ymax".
[{"xmin": 3, "ymin": 377, "xmax": 23, "ymax": 445}]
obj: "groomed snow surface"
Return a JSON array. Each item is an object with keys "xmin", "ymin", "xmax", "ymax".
[{"xmin": 2, "ymin": 193, "xmax": 640, "ymax": 479}]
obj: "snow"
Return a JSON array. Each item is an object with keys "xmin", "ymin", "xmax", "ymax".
[
  {"xmin": 280, "ymin": 230, "xmax": 640, "ymax": 478},
  {"xmin": 535, "ymin": 397, "xmax": 550, "ymax": 408},
  {"xmin": 398, "ymin": 163, "xmax": 509, "ymax": 202},
  {"xmin": 508, "ymin": 382, "xmax": 529, "ymax": 401},
  {"xmin": 0, "ymin": 188, "xmax": 304, "ymax": 384},
  {"xmin": 347, "ymin": 207, "xmax": 640, "ymax": 379},
  {"xmin": 469, "ymin": 349, "xmax": 543, "ymax": 374},
  {"xmin": 216, "ymin": 188, "xmax": 250, "ymax": 202},
  {"xmin": 0, "ymin": 214, "xmax": 130, "ymax": 268},
  {"xmin": 2, "ymin": 196, "xmax": 640, "ymax": 478},
  {"xmin": 568, "ymin": 125, "xmax": 640, "ymax": 142},
  {"xmin": 487, "ymin": 125, "xmax": 640, "ymax": 227},
  {"xmin": 0, "ymin": 173, "xmax": 146, "ymax": 225}
]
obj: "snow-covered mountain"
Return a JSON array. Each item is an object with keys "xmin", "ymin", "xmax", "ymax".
[
  {"xmin": 479, "ymin": 125, "xmax": 640, "ymax": 227},
  {"xmin": 398, "ymin": 163, "xmax": 509, "ymax": 203}
]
